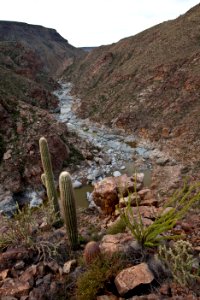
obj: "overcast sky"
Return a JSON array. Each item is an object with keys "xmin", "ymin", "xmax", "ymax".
[{"xmin": 0, "ymin": 0, "xmax": 199, "ymax": 47}]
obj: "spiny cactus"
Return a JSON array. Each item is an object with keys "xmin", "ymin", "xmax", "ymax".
[
  {"xmin": 39, "ymin": 137, "xmax": 60, "ymax": 215},
  {"xmin": 83, "ymin": 241, "xmax": 101, "ymax": 265},
  {"xmin": 159, "ymin": 240, "xmax": 198, "ymax": 286},
  {"xmin": 59, "ymin": 171, "xmax": 78, "ymax": 250}
]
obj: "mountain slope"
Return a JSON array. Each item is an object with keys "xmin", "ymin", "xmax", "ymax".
[
  {"xmin": 0, "ymin": 27, "xmax": 87, "ymax": 195},
  {"xmin": 64, "ymin": 4, "xmax": 200, "ymax": 168},
  {"xmin": 0, "ymin": 21, "xmax": 84, "ymax": 76}
]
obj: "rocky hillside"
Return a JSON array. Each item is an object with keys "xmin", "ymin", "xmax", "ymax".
[
  {"xmin": 0, "ymin": 28, "xmax": 88, "ymax": 198},
  {"xmin": 65, "ymin": 4, "xmax": 200, "ymax": 171},
  {"xmin": 0, "ymin": 21, "xmax": 84, "ymax": 76}
]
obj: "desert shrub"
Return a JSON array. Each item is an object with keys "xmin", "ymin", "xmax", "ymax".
[
  {"xmin": 158, "ymin": 240, "xmax": 199, "ymax": 286},
  {"xmin": 0, "ymin": 202, "xmax": 59, "ymax": 255},
  {"xmin": 0, "ymin": 205, "xmax": 37, "ymax": 250},
  {"xmin": 119, "ymin": 182, "xmax": 200, "ymax": 248},
  {"xmin": 77, "ymin": 253, "xmax": 124, "ymax": 300},
  {"xmin": 106, "ymin": 217, "xmax": 126, "ymax": 235}
]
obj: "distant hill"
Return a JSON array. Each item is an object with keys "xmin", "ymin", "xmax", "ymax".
[
  {"xmin": 0, "ymin": 21, "xmax": 84, "ymax": 76},
  {"xmin": 64, "ymin": 3, "xmax": 200, "ymax": 169},
  {"xmin": 0, "ymin": 23, "xmax": 85, "ymax": 194}
]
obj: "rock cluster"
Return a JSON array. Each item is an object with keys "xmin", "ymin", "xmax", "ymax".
[{"xmin": 91, "ymin": 173, "xmax": 156, "ymax": 214}]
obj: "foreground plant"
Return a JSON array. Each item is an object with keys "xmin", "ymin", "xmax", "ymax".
[
  {"xmin": 120, "ymin": 182, "xmax": 200, "ymax": 248},
  {"xmin": 159, "ymin": 240, "xmax": 199, "ymax": 286},
  {"xmin": 59, "ymin": 171, "xmax": 78, "ymax": 250},
  {"xmin": 0, "ymin": 206, "xmax": 36, "ymax": 250},
  {"xmin": 77, "ymin": 253, "xmax": 125, "ymax": 300},
  {"xmin": 39, "ymin": 137, "xmax": 60, "ymax": 215}
]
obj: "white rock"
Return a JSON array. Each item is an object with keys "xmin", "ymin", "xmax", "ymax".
[
  {"xmin": 63, "ymin": 259, "xmax": 76, "ymax": 274},
  {"xmin": 30, "ymin": 197, "xmax": 43, "ymax": 208},
  {"xmin": 120, "ymin": 165, "xmax": 126, "ymax": 170},
  {"xmin": 113, "ymin": 171, "xmax": 121, "ymax": 177},
  {"xmin": 73, "ymin": 180, "xmax": 82, "ymax": 188},
  {"xmin": 3, "ymin": 150, "xmax": 12, "ymax": 160}
]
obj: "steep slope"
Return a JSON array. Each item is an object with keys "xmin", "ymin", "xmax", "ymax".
[
  {"xmin": 0, "ymin": 34, "xmax": 87, "ymax": 195},
  {"xmin": 65, "ymin": 4, "xmax": 200, "ymax": 168},
  {"xmin": 0, "ymin": 21, "xmax": 84, "ymax": 76}
]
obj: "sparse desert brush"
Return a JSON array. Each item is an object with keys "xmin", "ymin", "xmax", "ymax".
[
  {"xmin": 0, "ymin": 203, "xmax": 60, "ymax": 261},
  {"xmin": 0, "ymin": 205, "xmax": 37, "ymax": 251},
  {"xmin": 119, "ymin": 181, "xmax": 200, "ymax": 248},
  {"xmin": 158, "ymin": 240, "xmax": 199, "ymax": 286},
  {"xmin": 77, "ymin": 253, "xmax": 125, "ymax": 300},
  {"xmin": 106, "ymin": 217, "xmax": 126, "ymax": 235}
]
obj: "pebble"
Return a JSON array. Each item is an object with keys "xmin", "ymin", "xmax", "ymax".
[
  {"xmin": 113, "ymin": 171, "xmax": 121, "ymax": 177},
  {"xmin": 73, "ymin": 180, "xmax": 82, "ymax": 188}
]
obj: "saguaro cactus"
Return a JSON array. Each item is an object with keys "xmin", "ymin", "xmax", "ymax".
[
  {"xmin": 39, "ymin": 137, "xmax": 60, "ymax": 215},
  {"xmin": 59, "ymin": 171, "xmax": 78, "ymax": 250},
  {"xmin": 83, "ymin": 241, "xmax": 101, "ymax": 265}
]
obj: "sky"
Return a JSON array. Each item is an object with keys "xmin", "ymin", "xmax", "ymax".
[{"xmin": 0, "ymin": 0, "xmax": 199, "ymax": 47}]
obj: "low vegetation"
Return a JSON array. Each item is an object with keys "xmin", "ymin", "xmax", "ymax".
[
  {"xmin": 119, "ymin": 182, "xmax": 200, "ymax": 247},
  {"xmin": 159, "ymin": 240, "xmax": 199, "ymax": 286},
  {"xmin": 77, "ymin": 253, "xmax": 125, "ymax": 300}
]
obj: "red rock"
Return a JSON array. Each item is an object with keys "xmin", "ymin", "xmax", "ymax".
[
  {"xmin": 115, "ymin": 263, "xmax": 154, "ymax": 296},
  {"xmin": 92, "ymin": 177, "xmax": 118, "ymax": 214},
  {"xmin": 128, "ymin": 206, "xmax": 158, "ymax": 219},
  {"xmin": 0, "ymin": 278, "xmax": 30, "ymax": 297},
  {"xmin": 92, "ymin": 174, "xmax": 143, "ymax": 214},
  {"xmin": 19, "ymin": 265, "xmax": 37, "ymax": 286},
  {"xmin": 0, "ymin": 269, "xmax": 9, "ymax": 280},
  {"xmin": 100, "ymin": 233, "xmax": 133, "ymax": 255},
  {"xmin": 140, "ymin": 198, "xmax": 158, "ymax": 207},
  {"xmin": 138, "ymin": 189, "xmax": 153, "ymax": 200}
]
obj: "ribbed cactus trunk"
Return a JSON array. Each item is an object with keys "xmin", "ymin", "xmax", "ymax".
[
  {"xmin": 59, "ymin": 171, "xmax": 78, "ymax": 250},
  {"xmin": 39, "ymin": 137, "xmax": 60, "ymax": 215}
]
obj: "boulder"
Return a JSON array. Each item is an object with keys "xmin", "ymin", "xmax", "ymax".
[
  {"xmin": 114, "ymin": 263, "xmax": 154, "ymax": 296},
  {"xmin": 99, "ymin": 233, "xmax": 133, "ymax": 255},
  {"xmin": 92, "ymin": 174, "xmax": 143, "ymax": 214},
  {"xmin": 92, "ymin": 177, "xmax": 118, "ymax": 214}
]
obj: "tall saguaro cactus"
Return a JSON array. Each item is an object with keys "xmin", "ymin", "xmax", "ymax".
[
  {"xmin": 59, "ymin": 171, "xmax": 78, "ymax": 250},
  {"xmin": 39, "ymin": 137, "xmax": 60, "ymax": 215}
]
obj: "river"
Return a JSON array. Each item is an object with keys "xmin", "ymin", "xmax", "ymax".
[{"xmin": 53, "ymin": 82, "xmax": 153, "ymax": 208}]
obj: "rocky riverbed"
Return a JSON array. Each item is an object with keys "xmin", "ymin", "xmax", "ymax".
[
  {"xmin": 53, "ymin": 82, "xmax": 177, "ymax": 208},
  {"xmin": 0, "ymin": 82, "xmax": 178, "ymax": 214}
]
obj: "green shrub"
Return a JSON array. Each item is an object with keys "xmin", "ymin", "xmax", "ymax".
[
  {"xmin": 106, "ymin": 217, "xmax": 126, "ymax": 235},
  {"xmin": 77, "ymin": 253, "xmax": 124, "ymax": 300},
  {"xmin": 119, "ymin": 182, "xmax": 200, "ymax": 248}
]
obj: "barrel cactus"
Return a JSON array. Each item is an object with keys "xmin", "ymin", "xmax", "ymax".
[
  {"xmin": 39, "ymin": 137, "xmax": 60, "ymax": 215},
  {"xmin": 59, "ymin": 171, "xmax": 78, "ymax": 250},
  {"xmin": 83, "ymin": 241, "xmax": 101, "ymax": 265}
]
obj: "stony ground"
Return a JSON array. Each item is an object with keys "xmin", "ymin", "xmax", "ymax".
[{"xmin": 0, "ymin": 173, "xmax": 199, "ymax": 300}]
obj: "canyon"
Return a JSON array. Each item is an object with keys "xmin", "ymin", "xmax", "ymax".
[{"xmin": 0, "ymin": 4, "xmax": 200, "ymax": 299}]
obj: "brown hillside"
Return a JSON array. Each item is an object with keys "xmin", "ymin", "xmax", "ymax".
[
  {"xmin": 0, "ymin": 39, "xmax": 86, "ymax": 194},
  {"xmin": 0, "ymin": 21, "xmax": 84, "ymax": 76},
  {"xmin": 65, "ymin": 4, "xmax": 200, "ymax": 169}
]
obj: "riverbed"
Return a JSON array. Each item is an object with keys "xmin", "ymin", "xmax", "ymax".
[{"xmin": 53, "ymin": 82, "xmax": 153, "ymax": 208}]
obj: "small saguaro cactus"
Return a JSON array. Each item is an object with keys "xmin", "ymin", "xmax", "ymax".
[
  {"xmin": 39, "ymin": 137, "xmax": 60, "ymax": 215},
  {"xmin": 83, "ymin": 241, "xmax": 101, "ymax": 265},
  {"xmin": 59, "ymin": 171, "xmax": 78, "ymax": 250}
]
